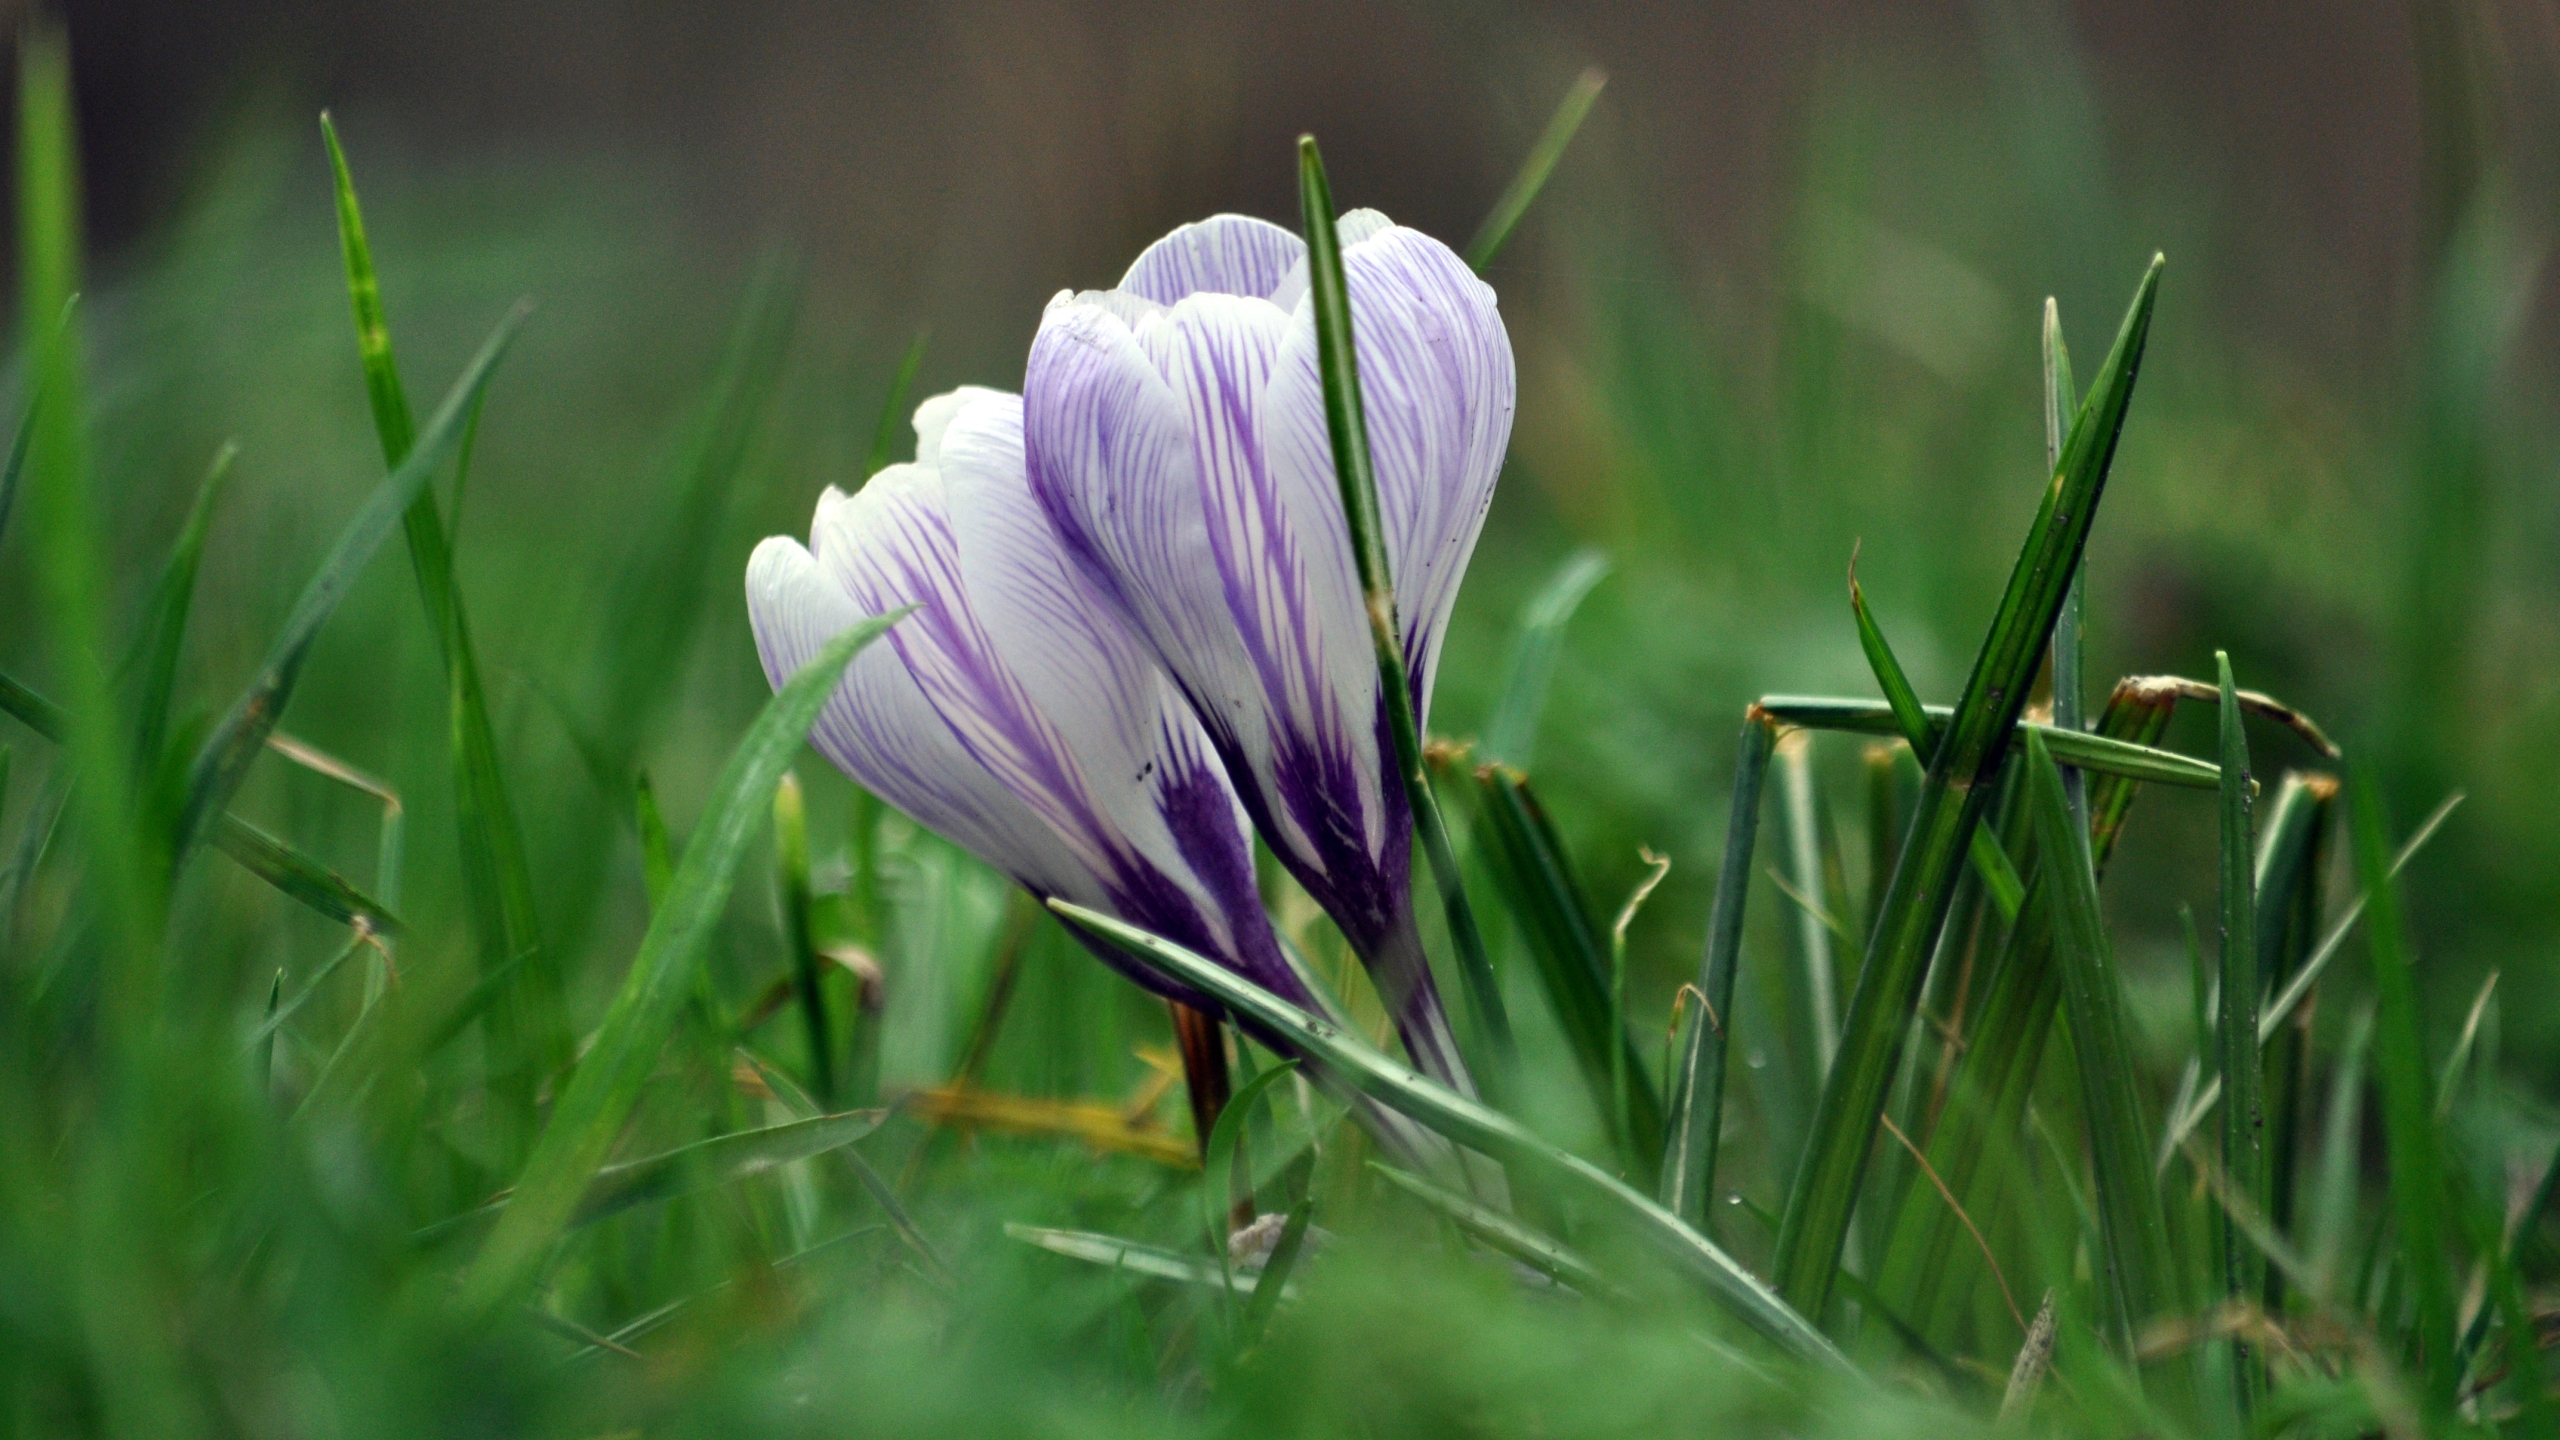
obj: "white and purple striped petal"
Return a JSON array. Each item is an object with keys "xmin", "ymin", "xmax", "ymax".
[
  {"xmin": 745, "ymin": 387, "xmax": 1303, "ymax": 1011},
  {"xmin": 1023, "ymin": 212, "xmax": 1512, "ymax": 1093}
]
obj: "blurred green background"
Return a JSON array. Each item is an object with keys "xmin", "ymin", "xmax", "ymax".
[
  {"xmin": 3, "ymin": 2, "xmax": 2556, "ymax": 1430},
  {"xmin": 27, "ymin": 0, "xmax": 2555, "ymax": 1053}
]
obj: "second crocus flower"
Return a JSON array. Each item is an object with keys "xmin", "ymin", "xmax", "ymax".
[{"xmin": 1021, "ymin": 211, "xmax": 1515, "ymax": 1096}]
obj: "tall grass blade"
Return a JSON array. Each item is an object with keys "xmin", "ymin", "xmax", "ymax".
[
  {"xmin": 211, "ymin": 815, "xmax": 402, "ymax": 936},
  {"xmin": 2044, "ymin": 301, "xmax": 2087, "ymax": 833},
  {"xmin": 1771, "ymin": 256, "xmax": 2162, "ymax": 1319},
  {"xmin": 2346, "ymin": 770, "xmax": 2458, "ymax": 1416},
  {"xmin": 0, "ymin": 365, "xmax": 37, "ymax": 547},
  {"xmin": 2212, "ymin": 653, "xmax": 2263, "ymax": 1416},
  {"xmin": 1464, "ymin": 67, "xmax": 1607, "ymax": 273},
  {"xmin": 426, "ymin": 1110, "xmax": 886, "ymax": 1241},
  {"xmin": 1204, "ymin": 1060, "xmax": 1300, "ymax": 1306},
  {"xmin": 458, "ymin": 611, "xmax": 900, "ymax": 1310},
  {"xmin": 1052, "ymin": 898, "xmax": 1851, "ymax": 1371},
  {"xmin": 1299, "ymin": 137, "xmax": 1513, "ymax": 1081},
  {"xmin": 2305, "ymin": 1004, "xmax": 2373, "ymax": 1296},
  {"xmin": 771, "ymin": 773, "xmax": 832, "ymax": 1103},
  {"xmin": 323, "ymin": 114, "xmax": 568, "ymax": 1126},
  {"xmin": 125, "ymin": 441, "xmax": 236, "ymax": 768},
  {"xmin": 1471, "ymin": 765, "xmax": 1663, "ymax": 1179},
  {"xmin": 1237, "ymin": 1199, "xmax": 1316, "ymax": 1347},
  {"xmin": 1371, "ymin": 1161, "xmax": 1628, "ymax": 1301},
  {"xmin": 176, "ymin": 303, "xmax": 529, "ymax": 859},
  {"xmin": 2024, "ymin": 729, "xmax": 2180, "ymax": 1373},
  {"xmin": 1481, "ymin": 547, "xmax": 1609, "ymax": 767},
  {"xmin": 865, "ymin": 328, "xmax": 930, "ymax": 479},
  {"xmin": 1757, "ymin": 697, "xmax": 2217, "ymax": 790},
  {"xmin": 1661, "ymin": 707, "xmax": 1777, "ymax": 1224},
  {"xmin": 1775, "ymin": 732, "xmax": 1842, "ymax": 1072}
]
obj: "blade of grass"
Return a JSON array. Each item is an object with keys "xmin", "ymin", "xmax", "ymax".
[
  {"xmin": 2213, "ymin": 653, "xmax": 2264, "ymax": 1417},
  {"xmin": 2305, "ymin": 1004, "xmax": 2374, "ymax": 1296},
  {"xmin": 2160, "ymin": 791, "xmax": 2461, "ymax": 1157},
  {"xmin": 1471, "ymin": 765, "xmax": 1663, "ymax": 1180},
  {"xmin": 1661, "ymin": 706, "xmax": 1776, "ymax": 1225},
  {"xmin": 2347, "ymin": 769, "xmax": 2457, "ymax": 1417},
  {"xmin": 1370, "ymin": 1161, "xmax": 1629, "ymax": 1301},
  {"xmin": 2044, "ymin": 301, "xmax": 2086, "ymax": 834},
  {"xmin": 864, "ymin": 328, "xmax": 930, "ymax": 479},
  {"xmin": 736, "ymin": 1047, "xmax": 951, "ymax": 1285},
  {"xmin": 125, "ymin": 441, "xmax": 237, "ymax": 768},
  {"xmin": 1004, "ymin": 1225, "xmax": 1277, "ymax": 1298},
  {"xmin": 2025, "ymin": 729, "xmax": 2181, "ymax": 1373},
  {"xmin": 0, "ymin": 359, "xmax": 37, "ymax": 547},
  {"xmin": 176, "ymin": 303, "xmax": 528, "ymax": 860},
  {"xmin": 1771, "ymin": 255, "xmax": 2163, "ymax": 1320},
  {"xmin": 19, "ymin": 26, "xmax": 152, "ymax": 967},
  {"xmin": 1052, "ymin": 898, "xmax": 1851, "ymax": 1371},
  {"xmin": 459, "ymin": 610, "xmax": 901, "ymax": 1312},
  {"xmin": 2255, "ymin": 773, "xmax": 2337, "ymax": 1307},
  {"xmin": 212, "ymin": 815, "xmax": 402, "ymax": 936},
  {"xmin": 1756, "ymin": 697, "xmax": 2218, "ymax": 790},
  {"xmin": 772, "ymin": 772, "xmax": 832, "ymax": 1104},
  {"xmin": 1237, "ymin": 1199, "xmax": 1316, "ymax": 1348},
  {"xmin": 1300, "ymin": 137, "xmax": 1514, "ymax": 1085},
  {"xmin": 323, "ymin": 114, "xmax": 567, "ymax": 1133},
  {"xmin": 1480, "ymin": 546, "xmax": 1609, "ymax": 768},
  {"xmin": 1848, "ymin": 568, "xmax": 2030, "ymax": 924},
  {"xmin": 1204, "ymin": 1060, "xmax": 1300, "ymax": 1311},
  {"xmin": 1775, "ymin": 732, "xmax": 1841, "ymax": 1072},
  {"xmin": 1464, "ymin": 67, "xmax": 1607, "ymax": 273}
]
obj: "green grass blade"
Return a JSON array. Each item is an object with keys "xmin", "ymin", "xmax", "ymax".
[
  {"xmin": 772, "ymin": 772, "xmax": 832, "ymax": 1104},
  {"xmin": 1205, "ymin": 1060, "xmax": 1301, "ymax": 1310},
  {"xmin": 634, "ymin": 771, "xmax": 676, "ymax": 907},
  {"xmin": 458, "ymin": 610, "xmax": 901, "ymax": 1311},
  {"xmin": 2025, "ymin": 729, "xmax": 2181, "ymax": 1370},
  {"xmin": 2044, "ymin": 300, "xmax": 2087, "ymax": 834},
  {"xmin": 2304, "ymin": 1003, "xmax": 2373, "ymax": 1295},
  {"xmin": 125, "ymin": 442, "xmax": 238, "ymax": 769},
  {"xmin": 1471, "ymin": 765, "xmax": 1663, "ymax": 1180},
  {"xmin": 1756, "ymin": 697, "xmax": 2218, "ymax": 790},
  {"xmin": 2347, "ymin": 769, "xmax": 2458, "ymax": 1415},
  {"xmin": 1051, "ymin": 898, "xmax": 1851, "ymax": 1371},
  {"xmin": 1371, "ymin": 1161, "xmax": 1629, "ymax": 1301},
  {"xmin": 2213, "ymin": 654, "xmax": 2263, "ymax": 1415},
  {"xmin": 1464, "ymin": 67, "xmax": 1607, "ymax": 273},
  {"xmin": 324, "ymin": 115, "xmax": 567, "ymax": 1125},
  {"xmin": 1004, "ymin": 1225, "xmax": 1272, "ymax": 1298},
  {"xmin": 1300, "ymin": 136, "xmax": 1513, "ymax": 1083},
  {"xmin": 1771, "ymin": 256, "xmax": 2163, "ymax": 1319},
  {"xmin": 865, "ymin": 328, "xmax": 930, "ymax": 479},
  {"xmin": 177, "ymin": 303, "xmax": 528, "ymax": 858},
  {"xmin": 0, "ymin": 361, "xmax": 38, "ymax": 548},
  {"xmin": 2160, "ymin": 791, "xmax": 2460, "ymax": 1156},
  {"xmin": 211, "ymin": 814, "xmax": 402, "ymax": 936},
  {"xmin": 1481, "ymin": 547, "xmax": 1609, "ymax": 767},
  {"xmin": 1237, "ymin": 1199, "xmax": 1316, "ymax": 1347},
  {"xmin": 1661, "ymin": 707, "xmax": 1777, "ymax": 1224},
  {"xmin": 1775, "ymin": 732, "xmax": 1842, "ymax": 1072}
]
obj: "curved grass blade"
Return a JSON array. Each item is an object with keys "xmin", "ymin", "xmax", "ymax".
[
  {"xmin": 2347, "ymin": 770, "xmax": 2458, "ymax": 1417},
  {"xmin": 1482, "ymin": 546, "xmax": 1609, "ymax": 767},
  {"xmin": 1465, "ymin": 67, "xmax": 1607, "ymax": 273},
  {"xmin": 1772, "ymin": 256, "xmax": 2163, "ymax": 1319},
  {"xmin": 2213, "ymin": 653, "xmax": 2263, "ymax": 1416},
  {"xmin": 1757, "ymin": 697, "xmax": 2218, "ymax": 790},
  {"xmin": 1238, "ymin": 1199, "xmax": 1316, "ymax": 1348},
  {"xmin": 323, "ymin": 115, "xmax": 566, "ymax": 1123},
  {"xmin": 2024, "ymin": 729, "xmax": 2180, "ymax": 1372},
  {"xmin": 176, "ymin": 302, "xmax": 528, "ymax": 858},
  {"xmin": 124, "ymin": 440, "xmax": 236, "ymax": 767},
  {"xmin": 0, "ymin": 359, "xmax": 37, "ymax": 547},
  {"xmin": 1004, "ymin": 1224, "xmax": 1280, "ymax": 1299},
  {"xmin": 1472, "ymin": 764, "xmax": 1663, "ymax": 1180},
  {"xmin": 1204, "ymin": 1060, "xmax": 1301, "ymax": 1306},
  {"xmin": 459, "ymin": 610, "xmax": 902, "ymax": 1312},
  {"xmin": 1301, "ymin": 137, "xmax": 1513, "ymax": 1084},
  {"xmin": 212, "ymin": 814, "xmax": 401, "ymax": 936},
  {"xmin": 772, "ymin": 772, "xmax": 832, "ymax": 1103},
  {"xmin": 865, "ymin": 328, "xmax": 930, "ymax": 479},
  {"xmin": 1051, "ymin": 898, "xmax": 1851, "ymax": 1372},
  {"xmin": 1371, "ymin": 1160, "xmax": 1628, "ymax": 1301},
  {"xmin": 1661, "ymin": 706, "xmax": 1777, "ymax": 1224}
]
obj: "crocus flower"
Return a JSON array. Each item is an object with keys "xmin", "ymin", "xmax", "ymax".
[
  {"xmin": 744, "ymin": 385, "xmax": 1318, "ymax": 1027},
  {"xmin": 1021, "ymin": 211, "xmax": 1514, "ymax": 1096}
]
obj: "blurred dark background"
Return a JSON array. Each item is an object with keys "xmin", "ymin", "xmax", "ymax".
[{"xmin": 14, "ymin": 0, "xmax": 2560, "ymax": 1067}]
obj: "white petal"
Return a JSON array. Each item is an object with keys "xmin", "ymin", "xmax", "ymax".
[
  {"xmin": 1117, "ymin": 213, "xmax": 1305, "ymax": 305},
  {"xmin": 744, "ymin": 529, "xmax": 1090, "ymax": 903}
]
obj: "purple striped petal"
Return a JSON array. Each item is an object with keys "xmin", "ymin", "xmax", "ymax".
[
  {"xmin": 747, "ymin": 388, "xmax": 1305, "ymax": 1007},
  {"xmin": 1118, "ymin": 213, "xmax": 1304, "ymax": 306}
]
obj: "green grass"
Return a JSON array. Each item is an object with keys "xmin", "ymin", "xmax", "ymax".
[{"xmin": 2, "ymin": 34, "xmax": 2556, "ymax": 1440}]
